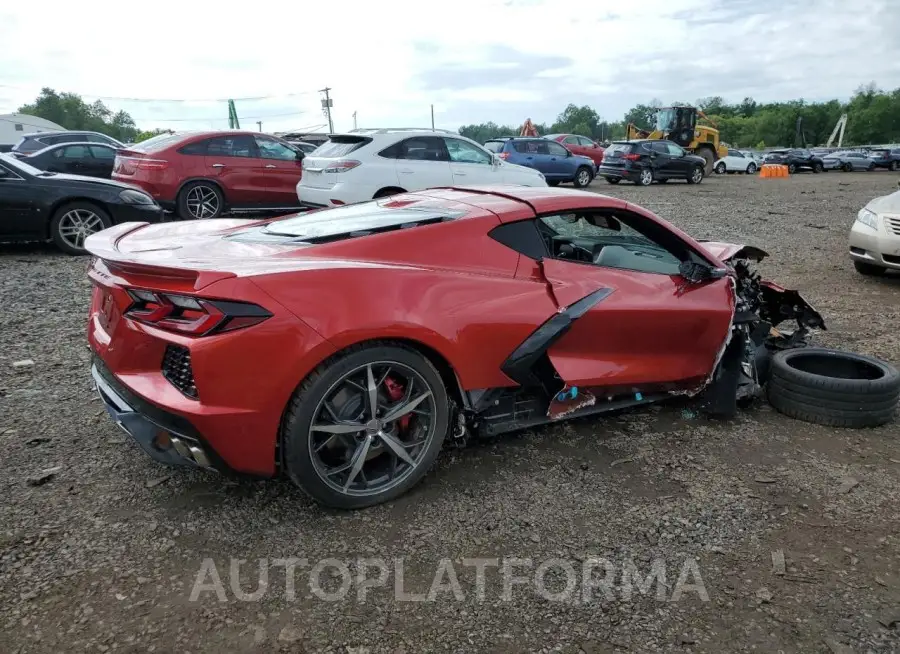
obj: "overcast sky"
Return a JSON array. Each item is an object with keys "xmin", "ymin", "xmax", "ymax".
[{"xmin": 2, "ymin": 0, "xmax": 899, "ymax": 134}]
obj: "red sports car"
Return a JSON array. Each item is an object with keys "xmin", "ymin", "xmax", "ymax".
[{"xmin": 85, "ymin": 186, "xmax": 823, "ymax": 509}]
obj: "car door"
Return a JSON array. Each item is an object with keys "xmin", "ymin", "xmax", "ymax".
[
  {"xmin": 392, "ymin": 136, "xmax": 453, "ymax": 190},
  {"xmin": 522, "ymin": 210, "xmax": 734, "ymax": 392},
  {"xmin": 647, "ymin": 141, "xmax": 673, "ymax": 176},
  {"xmin": 88, "ymin": 145, "xmax": 116, "ymax": 178},
  {"xmin": 444, "ymin": 137, "xmax": 495, "ymax": 184},
  {"xmin": 577, "ymin": 136, "xmax": 604, "ymax": 166},
  {"xmin": 54, "ymin": 144, "xmax": 93, "ymax": 175},
  {"xmin": 545, "ymin": 140, "xmax": 574, "ymax": 178},
  {"xmin": 665, "ymin": 142, "xmax": 693, "ymax": 175},
  {"xmin": 0, "ymin": 162, "xmax": 39, "ymax": 238},
  {"xmin": 562, "ymin": 135, "xmax": 587, "ymax": 158},
  {"xmin": 511, "ymin": 140, "xmax": 552, "ymax": 175},
  {"xmin": 204, "ymin": 135, "xmax": 268, "ymax": 204},
  {"xmin": 254, "ymin": 136, "xmax": 304, "ymax": 207}
]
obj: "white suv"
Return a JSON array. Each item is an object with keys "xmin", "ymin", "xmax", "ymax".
[{"xmin": 296, "ymin": 128, "xmax": 547, "ymax": 207}]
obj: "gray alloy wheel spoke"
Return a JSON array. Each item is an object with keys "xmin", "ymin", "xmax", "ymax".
[
  {"xmin": 366, "ymin": 364, "xmax": 380, "ymax": 419},
  {"xmin": 60, "ymin": 209, "xmax": 101, "ymax": 248},
  {"xmin": 311, "ymin": 422, "xmax": 365, "ymax": 434},
  {"xmin": 343, "ymin": 437, "xmax": 372, "ymax": 490},
  {"xmin": 378, "ymin": 431, "xmax": 416, "ymax": 466},
  {"xmin": 382, "ymin": 391, "xmax": 432, "ymax": 423}
]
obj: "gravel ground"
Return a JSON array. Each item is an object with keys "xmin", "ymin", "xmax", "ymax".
[{"xmin": 2, "ymin": 171, "xmax": 900, "ymax": 654}]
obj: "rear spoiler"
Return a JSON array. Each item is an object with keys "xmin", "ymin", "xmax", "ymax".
[{"xmin": 84, "ymin": 223, "xmax": 236, "ymax": 291}]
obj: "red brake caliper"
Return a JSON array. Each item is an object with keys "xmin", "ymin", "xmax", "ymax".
[{"xmin": 383, "ymin": 377, "xmax": 411, "ymax": 432}]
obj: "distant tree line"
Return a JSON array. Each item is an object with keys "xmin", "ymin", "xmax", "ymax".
[
  {"xmin": 18, "ymin": 88, "xmax": 141, "ymax": 143},
  {"xmin": 460, "ymin": 83, "xmax": 900, "ymax": 149}
]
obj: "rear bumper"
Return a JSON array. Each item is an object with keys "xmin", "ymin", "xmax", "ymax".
[
  {"xmin": 92, "ymin": 360, "xmax": 219, "ymax": 470},
  {"xmin": 597, "ymin": 165, "xmax": 641, "ymax": 181},
  {"xmin": 297, "ymin": 180, "xmax": 377, "ymax": 207}
]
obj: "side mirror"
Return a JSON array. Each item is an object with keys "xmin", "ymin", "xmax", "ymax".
[{"xmin": 679, "ymin": 261, "xmax": 727, "ymax": 283}]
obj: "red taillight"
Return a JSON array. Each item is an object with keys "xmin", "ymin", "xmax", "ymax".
[
  {"xmin": 114, "ymin": 156, "xmax": 168, "ymax": 174},
  {"xmin": 623, "ymin": 153, "xmax": 641, "ymax": 161},
  {"xmin": 498, "ymin": 152, "xmax": 510, "ymax": 160},
  {"xmin": 321, "ymin": 159, "xmax": 361, "ymax": 173},
  {"xmin": 124, "ymin": 290, "xmax": 271, "ymax": 336}
]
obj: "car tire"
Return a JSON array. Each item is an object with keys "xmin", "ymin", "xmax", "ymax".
[
  {"xmin": 573, "ymin": 166, "xmax": 593, "ymax": 188},
  {"xmin": 177, "ymin": 181, "xmax": 224, "ymax": 220},
  {"xmin": 843, "ymin": 162, "xmax": 853, "ymax": 172},
  {"xmin": 281, "ymin": 342, "xmax": 450, "ymax": 509},
  {"xmin": 854, "ymin": 260, "xmax": 887, "ymax": 276},
  {"xmin": 813, "ymin": 162, "xmax": 823, "ymax": 173},
  {"xmin": 638, "ymin": 169, "xmax": 653, "ymax": 186},
  {"xmin": 746, "ymin": 163, "xmax": 757, "ymax": 174},
  {"xmin": 868, "ymin": 164, "xmax": 876, "ymax": 172},
  {"xmin": 787, "ymin": 163, "xmax": 797, "ymax": 174},
  {"xmin": 715, "ymin": 162, "xmax": 726, "ymax": 175},
  {"xmin": 50, "ymin": 201, "xmax": 113, "ymax": 255},
  {"xmin": 767, "ymin": 348, "xmax": 899, "ymax": 428},
  {"xmin": 605, "ymin": 177, "xmax": 620, "ymax": 185},
  {"xmin": 686, "ymin": 166, "xmax": 704, "ymax": 184},
  {"xmin": 891, "ymin": 161, "xmax": 899, "ymax": 171}
]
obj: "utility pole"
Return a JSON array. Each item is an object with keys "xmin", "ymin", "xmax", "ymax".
[
  {"xmin": 431, "ymin": 104, "xmax": 435, "ymax": 130},
  {"xmin": 256, "ymin": 121, "xmax": 262, "ymax": 132},
  {"xmin": 319, "ymin": 87, "xmax": 334, "ymax": 133},
  {"xmin": 352, "ymin": 111, "xmax": 357, "ymax": 130}
]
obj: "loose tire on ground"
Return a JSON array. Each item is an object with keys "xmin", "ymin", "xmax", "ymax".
[
  {"xmin": 281, "ymin": 342, "xmax": 450, "ymax": 509},
  {"xmin": 767, "ymin": 348, "xmax": 900, "ymax": 428}
]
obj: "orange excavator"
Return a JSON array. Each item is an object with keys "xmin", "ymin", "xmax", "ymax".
[{"xmin": 519, "ymin": 118, "xmax": 539, "ymax": 137}]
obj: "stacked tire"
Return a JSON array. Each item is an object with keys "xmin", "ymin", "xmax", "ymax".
[{"xmin": 767, "ymin": 348, "xmax": 899, "ymax": 428}]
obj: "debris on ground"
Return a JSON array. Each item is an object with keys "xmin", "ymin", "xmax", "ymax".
[{"xmin": 26, "ymin": 466, "xmax": 61, "ymax": 486}]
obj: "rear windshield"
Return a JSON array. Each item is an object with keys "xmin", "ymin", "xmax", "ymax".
[
  {"xmin": 605, "ymin": 143, "xmax": 636, "ymax": 154},
  {"xmin": 312, "ymin": 136, "xmax": 371, "ymax": 158},
  {"xmin": 483, "ymin": 141, "xmax": 505, "ymax": 153},
  {"xmin": 129, "ymin": 133, "xmax": 188, "ymax": 153},
  {"xmin": 871, "ymin": 149, "xmax": 889, "ymax": 156}
]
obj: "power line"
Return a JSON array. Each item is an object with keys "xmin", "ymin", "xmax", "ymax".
[
  {"xmin": 0, "ymin": 83, "xmax": 319, "ymax": 103},
  {"xmin": 130, "ymin": 111, "xmax": 307, "ymax": 122}
]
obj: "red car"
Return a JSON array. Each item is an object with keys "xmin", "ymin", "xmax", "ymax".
[
  {"xmin": 112, "ymin": 131, "xmax": 305, "ymax": 220},
  {"xmin": 545, "ymin": 133, "xmax": 606, "ymax": 167},
  {"xmin": 86, "ymin": 186, "xmax": 823, "ymax": 509}
]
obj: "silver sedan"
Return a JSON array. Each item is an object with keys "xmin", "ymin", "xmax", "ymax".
[{"xmin": 823, "ymin": 151, "xmax": 876, "ymax": 172}]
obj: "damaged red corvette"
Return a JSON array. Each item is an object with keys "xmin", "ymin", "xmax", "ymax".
[{"xmin": 86, "ymin": 186, "xmax": 824, "ymax": 508}]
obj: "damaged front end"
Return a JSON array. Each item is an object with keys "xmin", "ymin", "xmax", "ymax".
[{"xmin": 698, "ymin": 244, "xmax": 825, "ymax": 416}]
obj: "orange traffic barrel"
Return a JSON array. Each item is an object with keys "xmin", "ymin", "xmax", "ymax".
[{"xmin": 760, "ymin": 164, "xmax": 789, "ymax": 178}]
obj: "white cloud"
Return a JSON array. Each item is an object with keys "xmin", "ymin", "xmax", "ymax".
[{"xmin": 1, "ymin": 0, "xmax": 898, "ymax": 133}]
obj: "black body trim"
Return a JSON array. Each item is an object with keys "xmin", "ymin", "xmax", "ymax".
[{"xmin": 500, "ymin": 287, "xmax": 614, "ymax": 390}]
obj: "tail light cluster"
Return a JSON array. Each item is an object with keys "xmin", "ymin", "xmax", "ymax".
[
  {"xmin": 302, "ymin": 158, "xmax": 361, "ymax": 173},
  {"xmin": 622, "ymin": 153, "xmax": 641, "ymax": 161},
  {"xmin": 114, "ymin": 156, "xmax": 169, "ymax": 175},
  {"xmin": 125, "ymin": 290, "xmax": 271, "ymax": 336},
  {"xmin": 498, "ymin": 152, "xmax": 510, "ymax": 160}
]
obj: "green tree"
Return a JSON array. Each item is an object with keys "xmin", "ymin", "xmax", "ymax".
[
  {"xmin": 18, "ymin": 88, "xmax": 140, "ymax": 142},
  {"xmin": 549, "ymin": 104, "xmax": 601, "ymax": 138}
]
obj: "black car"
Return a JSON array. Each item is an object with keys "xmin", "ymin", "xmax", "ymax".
[
  {"xmin": 11, "ymin": 130, "xmax": 125, "ymax": 156},
  {"xmin": 763, "ymin": 148, "xmax": 824, "ymax": 173},
  {"xmin": 867, "ymin": 148, "xmax": 900, "ymax": 171},
  {"xmin": 21, "ymin": 142, "xmax": 118, "ymax": 179},
  {"xmin": 598, "ymin": 139, "xmax": 706, "ymax": 186},
  {"xmin": 0, "ymin": 153, "xmax": 164, "ymax": 255}
]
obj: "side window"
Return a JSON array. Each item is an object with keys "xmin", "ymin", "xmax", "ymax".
[
  {"xmin": 563, "ymin": 136, "xmax": 579, "ymax": 145},
  {"xmin": 179, "ymin": 140, "xmax": 209, "ymax": 156},
  {"xmin": 577, "ymin": 136, "xmax": 595, "ymax": 147},
  {"xmin": 650, "ymin": 142, "xmax": 668, "ymax": 155},
  {"xmin": 388, "ymin": 137, "xmax": 449, "ymax": 162},
  {"xmin": 546, "ymin": 141, "xmax": 569, "ymax": 157},
  {"xmin": 536, "ymin": 211, "xmax": 693, "ymax": 276},
  {"xmin": 62, "ymin": 145, "xmax": 91, "ymax": 158},
  {"xmin": 666, "ymin": 143, "xmax": 685, "ymax": 157},
  {"xmin": 89, "ymin": 134, "xmax": 115, "ymax": 146},
  {"xmin": 254, "ymin": 137, "xmax": 297, "ymax": 161},
  {"xmin": 444, "ymin": 138, "xmax": 492, "ymax": 164},
  {"xmin": 90, "ymin": 146, "xmax": 115, "ymax": 159},
  {"xmin": 206, "ymin": 135, "xmax": 256, "ymax": 158},
  {"xmin": 727, "ymin": 149, "xmax": 741, "ymax": 157},
  {"xmin": 513, "ymin": 140, "xmax": 549, "ymax": 155}
]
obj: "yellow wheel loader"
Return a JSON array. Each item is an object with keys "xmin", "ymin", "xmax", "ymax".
[{"xmin": 625, "ymin": 106, "xmax": 727, "ymax": 176}]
